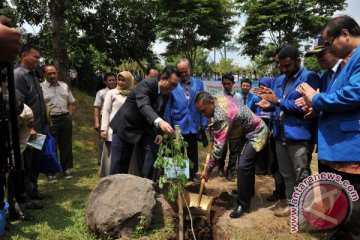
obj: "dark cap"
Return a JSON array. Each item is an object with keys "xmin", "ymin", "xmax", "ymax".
[{"xmin": 305, "ymin": 36, "xmax": 328, "ymax": 57}]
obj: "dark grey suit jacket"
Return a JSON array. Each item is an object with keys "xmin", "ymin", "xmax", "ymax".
[{"xmin": 109, "ymin": 78, "xmax": 167, "ymax": 144}]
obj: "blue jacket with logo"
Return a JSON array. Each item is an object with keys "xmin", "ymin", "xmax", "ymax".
[
  {"xmin": 164, "ymin": 77, "xmax": 207, "ymax": 134},
  {"xmin": 240, "ymin": 92, "xmax": 260, "ymax": 113},
  {"xmin": 312, "ymin": 46, "xmax": 360, "ymax": 162},
  {"xmin": 272, "ymin": 67, "xmax": 320, "ymax": 141}
]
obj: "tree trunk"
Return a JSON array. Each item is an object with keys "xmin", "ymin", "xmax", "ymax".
[{"xmin": 49, "ymin": 0, "xmax": 69, "ymax": 84}]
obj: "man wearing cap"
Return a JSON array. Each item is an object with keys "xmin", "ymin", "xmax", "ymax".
[
  {"xmin": 305, "ymin": 36, "xmax": 342, "ymax": 94},
  {"xmin": 302, "ymin": 36, "xmax": 342, "ymax": 174},
  {"xmin": 297, "ymin": 16, "xmax": 360, "ymax": 240}
]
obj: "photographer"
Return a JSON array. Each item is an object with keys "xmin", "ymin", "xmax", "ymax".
[{"xmin": 0, "ymin": 15, "xmax": 21, "ymax": 62}]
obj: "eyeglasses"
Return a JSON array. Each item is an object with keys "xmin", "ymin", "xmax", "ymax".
[{"xmin": 324, "ymin": 33, "xmax": 340, "ymax": 47}]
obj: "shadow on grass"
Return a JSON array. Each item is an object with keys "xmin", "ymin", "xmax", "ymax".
[{"xmin": 4, "ymin": 167, "xmax": 98, "ymax": 240}]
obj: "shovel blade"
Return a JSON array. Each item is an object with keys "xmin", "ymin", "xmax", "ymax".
[{"xmin": 185, "ymin": 191, "xmax": 214, "ymax": 212}]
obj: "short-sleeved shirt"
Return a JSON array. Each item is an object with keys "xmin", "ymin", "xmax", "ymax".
[
  {"xmin": 41, "ymin": 80, "xmax": 75, "ymax": 115},
  {"xmin": 94, "ymin": 87, "xmax": 110, "ymax": 115}
]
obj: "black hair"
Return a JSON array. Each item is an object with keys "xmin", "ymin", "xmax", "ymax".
[
  {"xmin": 275, "ymin": 45, "xmax": 285, "ymax": 56},
  {"xmin": 145, "ymin": 67, "xmax": 158, "ymax": 75},
  {"xmin": 222, "ymin": 72, "xmax": 234, "ymax": 83},
  {"xmin": 20, "ymin": 45, "xmax": 40, "ymax": 56},
  {"xmin": 195, "ymin": 91, "xmax": 214, "ymax": 104},
  {"xmin": 323, "ymin": 15, "xmax": 360, "ymax": 38},
  {"xmin": 161, "ymin": 66, "xmax": 180, "ymax": 79},
  {"xmin": 241, "ymin": 77, "xmax": 252, "ymax": 87},
  {"xmin": 103, "ymin": 72, "xmax": 116, "ymax": 82},
  {"xmin": 42, "ymin": 64, "xmax": 56, "ymax": 72},
  {"xmin": 277, "ymin": 45, "xmax": 300, "ymax": 61}
]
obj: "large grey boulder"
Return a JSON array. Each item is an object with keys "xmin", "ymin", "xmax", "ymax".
[{"xmin": 86, "ymin": 174, "xmax": 157, "ymax": 238}]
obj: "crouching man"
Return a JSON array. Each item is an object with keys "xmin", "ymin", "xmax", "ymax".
[{"xmin": 195, "ymin": 92, "xmax": 269, "ymax": 218}]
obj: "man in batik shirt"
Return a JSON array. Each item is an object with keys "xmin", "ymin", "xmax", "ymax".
[{"xmin": 195, "ymin": 91, "xmax": 269, "ymax": 219}]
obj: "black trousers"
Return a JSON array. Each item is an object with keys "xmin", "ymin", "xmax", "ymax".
[
  {"xmin": 269, "ymin": 136, "xmax": 286, "ymax": 197},
  {"xmin": 218, "ymin": 140, "xmax": 239, "ymax": 175},
  {"xmin": 318, "ymin": 162, "xmax": 360, "ymax": 240},
  {"xmin": 236, "ymin": 142, "xmax": 258, "ymax": 209},
  {"xmin": 110, "ymin": 133, "xmax": 158, "ymax": 180},
  {"xmin": 183, "ymin": 134, "xmax": 198, "ymax": 177},
  {"xmin": 50, "ymin": 113, "xmax": 73, "ymax": 171},
  {"xmin": 23, "ymin": 147, "xmax": 42, "ymax": 195}
]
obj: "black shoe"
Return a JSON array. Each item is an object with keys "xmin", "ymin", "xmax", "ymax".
[
  {"xmin": 230, "ymin": 205, "xmax": 247, "ymax": 218},
  {"xmin": 25, "ymin": 201, "xmax": 43, "ymax": 210},
  {"xmin": 9, "ymin": 211, "xmax": 35, "ymax": 221},
  {"xmin": 218, "ymin": 168, "xmax": 225, "ymax": 177},
  {"xmin": 30, "ymin": 192, "xmax": 52, "ymax": 200},
  {"xmin": 226, "ymin": 174, "xmax": 234, "ymax": 181},
  {"xmin": 266, "ymin": 192, "xmax": 285, "ymax": 202},
  {"xmin": 8, "ymin": 204, "xmax": 35, "ymax": 222}
]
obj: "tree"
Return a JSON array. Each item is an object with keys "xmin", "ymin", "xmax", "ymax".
[
  {"xmin": 236, "ymin": 0, "xmax": 347, "ymax": 59},
  {"xmin": 13, "ymin": 0, "xmax": 159, "ymax": 83},
  {"xmin": 81, "ymin": 0, "xmax": 158, "ymax": 70},
  {"xmin": 210, "ymin": 58, "xmax": 237, "ymax": 76},
  {"xmin": 13, "ymin": 0, "xmax": 96, "ymax": 83},
  {"xmin": 303, "ymin": 56, "xmax": 322, "ymax": 73},
  {"xmin": 164, "ymin": 47, "xmax": 211, "ymax": 76},
  {"xmin": 156, "ymin": 0, "xmax": 236, "ymax": 69}
]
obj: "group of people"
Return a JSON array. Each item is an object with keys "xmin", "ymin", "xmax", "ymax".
[
  {"xmin": 0, "ymin": 15, "xmax": 76, "ymax": 224},
  {"xmin": 196, "ymin": 15, "xmax": 359, "ymax": 240},
  {"xmin": 94, "ymin": 59, "xmax": 208, "ymax": 182},
  {"xmin": 92, "ymin": 15, "xmax": 359, "ymax": 240},
  {"xmin": 1, "ymin": 10, "xmax": 359, "ymax": 239},
  {"xmin": 9, "ymin": 45, "xmax": 76, "ymax": 222}
]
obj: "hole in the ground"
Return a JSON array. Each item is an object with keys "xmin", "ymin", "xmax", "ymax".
[{"xmin": 182, "ymin": 184, "xmax": 236, "ymax": 240}]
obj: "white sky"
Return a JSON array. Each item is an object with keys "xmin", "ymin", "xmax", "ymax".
[{"xmin": 153, "ymin": 0, "xmax": 360, "ymax": 67}]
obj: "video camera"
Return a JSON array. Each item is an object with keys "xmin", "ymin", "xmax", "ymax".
[{"xmin": 0, "ymin": 0, "xmax": 24, "ymax": 207}]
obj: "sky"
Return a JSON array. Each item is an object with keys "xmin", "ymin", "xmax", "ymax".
[
  {"xmin": 20, "ymin": 0, "xmax": 360, "ymax": 67},
  {"xmin": 153, "ymin": 0, "xmax": 360, "ymax": 67}
]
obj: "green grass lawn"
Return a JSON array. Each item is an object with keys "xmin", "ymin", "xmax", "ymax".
[
  {"xmin": 4, "ymin": 88, "xmax": 326, "ymax": 240},
  {"xmin": 5, "ymin": 88, "xmax": 175, "ymax": 240},
  {"xmin": 5, "ymin": 88, "xmax": 101, "ymax": 240}
]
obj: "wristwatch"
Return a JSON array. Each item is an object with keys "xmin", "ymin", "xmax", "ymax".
[{"xmin": 276, "ymin": 98, "xmax": 281, "ymax": 106}]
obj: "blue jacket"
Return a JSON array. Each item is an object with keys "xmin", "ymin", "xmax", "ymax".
[
  {"xmin": 312, "ymin": 46, "xmax": 360, "ymax": 162},
  {"xmin": 240, "ymin": 92, "xmax": 260, "ymax": 113},
  {"xmin": 272, "ymin": 67, "xmax": 320, "ymax": 141},
  {"xmin": 164, "ymin": 77, "xmax": 207, "ymax": 134}
]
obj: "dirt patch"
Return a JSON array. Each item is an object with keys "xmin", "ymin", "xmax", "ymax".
[{"xmin": 183, "ymin": 181, "xmax": 236, "ymax": 240}]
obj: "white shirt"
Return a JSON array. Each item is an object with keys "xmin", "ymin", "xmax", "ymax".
[{"xmin": 100, "ymin": 88, "xmax": 127, "ymax": 141}]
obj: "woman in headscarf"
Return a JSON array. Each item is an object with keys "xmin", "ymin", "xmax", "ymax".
[{"xmin": 99, "ymin": 71, "xmax": 134, "ymax": 177}]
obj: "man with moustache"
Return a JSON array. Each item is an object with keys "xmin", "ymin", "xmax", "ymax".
[{"xmin": 41, "ymin": 64, "xmax": 75, "ymax": 180}]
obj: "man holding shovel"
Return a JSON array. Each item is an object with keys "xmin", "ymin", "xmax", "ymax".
[{"xmin": 195, "ymin": 91, "xmax": 270, "ymax": 218}]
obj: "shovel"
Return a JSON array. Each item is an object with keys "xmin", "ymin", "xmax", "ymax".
[{"xmin": 185, "ymin": 138, "xmax": 214, "ymax": 212}]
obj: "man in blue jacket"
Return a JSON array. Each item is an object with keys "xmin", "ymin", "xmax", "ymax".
[
  {"xmin": 240, "ymin": 78, "xmax": 260, "ymax": 113},
  {"xmin": 305, "ymin": 36, "xmax": 341, "ymax": 95},
  {"xmin": 298, "ymin": 15, "xmax": 360, "ymax": 240},
  {"xmin": 165, "ymin": 58, "xmax": 208, "ymax": 181},
  {"xmin": 256, "ymin": 45, "xmax": 320, "ymax": 217}
]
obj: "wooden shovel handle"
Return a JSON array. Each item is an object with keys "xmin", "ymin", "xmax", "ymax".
[{"xmin": 198, "ymin": 138, "xmax": 214, "ymax": 206}]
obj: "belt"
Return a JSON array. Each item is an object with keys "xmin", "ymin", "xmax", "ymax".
[{"xmin": 51, "ymin": 112, "xmax": 69, "ymax": 117}]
